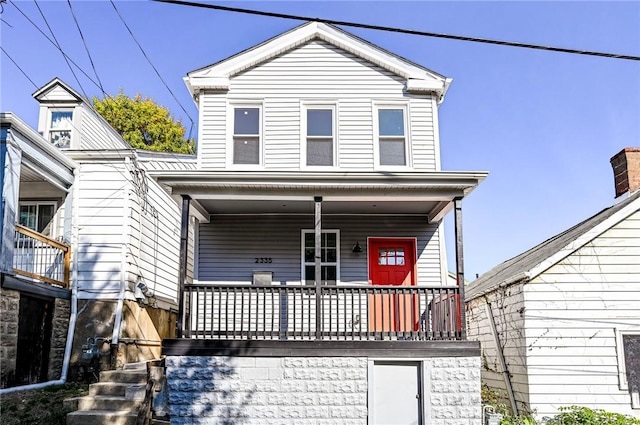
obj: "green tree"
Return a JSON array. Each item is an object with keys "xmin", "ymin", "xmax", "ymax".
[{"xmin": 93, "ymin": 92, "xmax": 195, "ymax": 154}]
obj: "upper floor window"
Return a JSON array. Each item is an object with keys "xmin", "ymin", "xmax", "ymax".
[
  {"xmin": 304, "ymin": 107, "xmax": 335, "ymax": 167},
  {"xmin": 377, "ymin": 108, "xmax": 407, "ymax": 166},
  {"xmin": 50, "ymin": 111, "xmax": 73, "ymax": 148},
  {"xmin": 19, "ymin": 202, "xmax": 56, "ymax": 235},
  {"xmin": 233, "ymin": 107, "xmax": 260, "ymax": 165}
]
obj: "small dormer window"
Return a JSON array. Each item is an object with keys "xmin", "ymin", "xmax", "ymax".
[{"xmin": 50, "ymin": 111, "xmax": 73, "ymax": 148}]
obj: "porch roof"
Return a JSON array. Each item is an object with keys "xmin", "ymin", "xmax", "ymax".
[{"xmin": 151, "ymin": 170, "xmax": 487, "ymax": 222}]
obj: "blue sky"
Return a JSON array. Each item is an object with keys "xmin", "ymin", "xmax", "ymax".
[{"xmin": 2, "ymin": 1, "xmax": 639, "ymax": 278}]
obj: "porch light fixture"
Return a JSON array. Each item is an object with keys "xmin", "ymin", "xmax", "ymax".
[{"xmin": 352, "ymin": 241, "xmax": 363, "ymax": 253}]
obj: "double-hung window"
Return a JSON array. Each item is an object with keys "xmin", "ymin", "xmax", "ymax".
[
  {"xmin": 302, "ymin": 230, "xmax": 339, "ymax": 285},
  {"xmin": 304, "ymin": 106, "xmax": 335, "ymax": 167},
  {"xmin": 376, "ymin": 107, "xmax": 407, "ymax": 166},
  {"xmin": 232, "ymin": 106, "xmax": 261, "ymax": 165},
  {"xmin": 49, "ymin": 111, "xmax": 73, "ymax": 148}
]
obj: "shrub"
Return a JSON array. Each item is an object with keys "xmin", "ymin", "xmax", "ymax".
[{"xmin": 546, "ymin": 406, "xmax": 640, "ymax": 425}]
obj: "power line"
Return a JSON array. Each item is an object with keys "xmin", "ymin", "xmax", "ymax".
[
  {"xmin": 109, "ymin": 0, "xmax": 196, "ymax": 139},
  {"xmin": 1, "ymin": 46, "xmax": 37, "ymax": 88},
  {"xmin": 9, "ymin": 0, "xmax": 107, "ymax": 97},
  {"xmin": 67, "ymin": 0, "xmax": 106, "ymax": 95},
  {"xmin": 32, "ymin": 0, "xmax": 89, "ymax": 99},
  {"xmin": 153, "ymin": 0, "xmax": 640, "ymax": 62}
]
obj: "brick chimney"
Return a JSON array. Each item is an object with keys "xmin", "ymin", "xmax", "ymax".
[{"xmin": 610, "ymin": 148, "xmax": 640, "ymax": 198}]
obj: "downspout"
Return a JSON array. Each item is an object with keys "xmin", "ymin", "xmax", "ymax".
[
  {"xmin": 0, "ymin": 169, "xmax": 80, "ymax": 394},
  {"xmin": 485, "ymin": 297, "xmax": 518, "ymax": 415},
  {"xmin": 111, "ymin": 182, "xmax": 131, "ymax": 358}
]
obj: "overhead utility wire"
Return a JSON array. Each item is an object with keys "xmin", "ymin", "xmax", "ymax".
[
  {"xmin": 33, "ymin": 0, "xmax": 89, "ymax": 98},
  {"xmin": 153, "ymin": 0, "xmax": 640, "ymax": 61},
  {"xmin": 109, "ymin": 0, "xmax": 196, "ymax": 141},
  {"xmin": 1, "ymin": 46, "xmax": 37, "ymax": 87},
  {"xmin": 9, "ymin": 0, "xmax": 107, "ymax": 97},
  {"xmin": 67, "ymin": 0, "xmax": 106, "ymax": 95}
]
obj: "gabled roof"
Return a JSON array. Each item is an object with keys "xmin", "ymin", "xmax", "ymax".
[
  {"xmin": 184, "ymin": 21, "xmax": 451, "ymax": 102},
  {"xmin": 465, "ymin": 191, "xmax": 640, "ymax": 301},
  {"xmin": 33, "ymin": 77, "xmax": 87, "ymax": 104}
]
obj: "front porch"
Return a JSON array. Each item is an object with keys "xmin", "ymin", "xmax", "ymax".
[
  {"xmin": 151, "ymin": 170, "xmax": 487, "ymax": 350},
  {"xmin": 181, "ymin": 283, "xmax": 462, "ymax": 342}
]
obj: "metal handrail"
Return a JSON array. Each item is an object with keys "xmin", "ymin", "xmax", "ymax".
[{"xmin": 183, "ymin": 283, "xmax": 463, "ymax": 341}]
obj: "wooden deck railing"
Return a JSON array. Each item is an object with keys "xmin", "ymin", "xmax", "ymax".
[
  {"xmin": 183, "ymin": 284, "xmax": 463, "ymax": 341},
  {"xmin": 12, "ymin": 224, "xmax": 71, "ymax": 288}
]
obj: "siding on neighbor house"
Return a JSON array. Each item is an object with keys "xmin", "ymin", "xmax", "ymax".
[
  {"xmin": 78, "ymin": 107, "xmax": 129, "ymax": 151},
  {"xmin": 466, "ymin": 281, "xmax": 530, "ymax": 413},
  {"xmin": 523, "ymin": 210, "xmax": 640, "ymax": 417},
  {"xmin": 74, "ymin": 160, "xmax": 184, "ymax": 303},
  {"xmin": 74, "ymin": 161, "xmax": 129, "ymax": 298},
  {"xmin": 127, "ymin": 170, "xmax": 182, "ymax": 305},
  {"xmin": 198, "ymin": 40, "xmax": 438, "ymax": 171},
  {"xmin": 197, "ymin": 215, "xmax": 444, "ymax": 286}
]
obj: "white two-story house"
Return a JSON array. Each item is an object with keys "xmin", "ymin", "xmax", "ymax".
[{"xmin": 157, "ymin": 22, "xmax": 487, "ymax": 425}]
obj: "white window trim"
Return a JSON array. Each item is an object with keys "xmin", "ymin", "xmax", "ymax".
[
  {"xmin": 18, "ymin": 201, "xmax": 58, "ymax": 237},
  {"xmin": 615, "ymin": 328, "xmax": 640, "ymax": 396},
  {"xmin": 300, "ymin": 102, "xmax": 339, "ymax": 170},
  {"xmin": 372, "ymin": 101, "xmax": 412, "ymax": 170},
  {"xmin": 47, "ymin": 108, "xmax": 76, "ymax": 149},
  {"xmin": 300, "ymin": 229, "xmax": 340, "ymax": 285},
  {"xmin": 227, "ymin": 102, "xmax": 264, "ymax": 169}
]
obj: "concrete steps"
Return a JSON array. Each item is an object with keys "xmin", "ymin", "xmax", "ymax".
[{"xmin": 66, "ymin": 361, "xmax": 150, "ymax": 425}]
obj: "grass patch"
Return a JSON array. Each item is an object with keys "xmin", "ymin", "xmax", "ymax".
[{"xmin": 0, "ymin": 382, "xmax": 88, "ymax": 425}]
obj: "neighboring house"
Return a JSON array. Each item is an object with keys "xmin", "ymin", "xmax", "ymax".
[
  {"xmin": 1, "ymin": 78, "xmax": 195, "ymax": 389},
  {"xmin": 465, "ymin": 148, "xmax": 640, "ymax": 419},
  {"xmin": 1, "ymin": 112, "xmax": 76, "ymax": 388},
  {"xmin": 154, "ymin": 22, "xmax": 487, "ymax": 424}
]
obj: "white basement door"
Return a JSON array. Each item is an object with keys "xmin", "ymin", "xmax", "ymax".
[{"xmin": 370, "ymin": 361, "xmax": 423, "ymax": 425}]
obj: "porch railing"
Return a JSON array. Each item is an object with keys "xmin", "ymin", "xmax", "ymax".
[
  {"xmin": 12, "ymin": 224, "xmax": 71, "ymax": 288},
  {"xmin": 183, "ymin": 284, "xmax": 463, "ymax": 341}
]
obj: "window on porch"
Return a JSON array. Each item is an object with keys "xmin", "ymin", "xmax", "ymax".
[
  {"xmin": 19, "ymin": 202, "xmax": 56, "ymax": 236},
  {"xmin": 302, "ymin": 230, "xmax": 339, "ymax": 285}
]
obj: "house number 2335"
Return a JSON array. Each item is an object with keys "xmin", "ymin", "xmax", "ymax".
[{"xmin": 255, "ymin": 258, "xmax": 272, "ymax": 263}]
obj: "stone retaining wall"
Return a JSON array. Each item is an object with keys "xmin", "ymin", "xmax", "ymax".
[{"xmin": 0, "ymin": 287, "xmax": 20, "ymax": 387}]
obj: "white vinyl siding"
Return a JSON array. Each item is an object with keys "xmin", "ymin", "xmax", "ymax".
[
  {"xmin": 197, "ymin": 215, "xmax": 443, "ymax": 286},
  {"xmin": 468, "ymin": 210, "xmax": 640, "ymax": 418},
  {"xmin": 197, "ymin": 40, "xmax": 438, "ymax": 171},
  {"xmin": 74, "ymin": 162, "xmax": 129, "ymax": 298},
  {"xmin": 127, "ymin": 167, "xmax": 182, "ymax": 304},
  {"xmin": 74, "ymin": 160, "xmax": 183, "ymax": 304},
  {"xmin": 77, "ymin": 107, "xmax": 130, "ymax": 150}
]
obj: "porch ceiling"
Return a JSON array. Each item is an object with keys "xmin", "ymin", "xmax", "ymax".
[
  {"xmin": 197, "ymin": 198, "xmax": 441, "ymax": 215},
  {"xmin": 152, "ymin": 170, "xmax": 488, "ymax": 221}
]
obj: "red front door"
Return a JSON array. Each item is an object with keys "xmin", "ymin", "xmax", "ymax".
[{"xmin": 368, "ymin": 238, "xmax": 418, "ymax": 333}]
